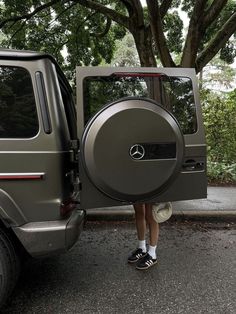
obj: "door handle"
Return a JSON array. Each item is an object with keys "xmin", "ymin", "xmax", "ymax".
[{"xmin": 182, "ymin": 160, "xmax": 204, "ymax": 171}]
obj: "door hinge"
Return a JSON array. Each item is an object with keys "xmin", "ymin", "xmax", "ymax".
[{"xmin": 70, "ymin": 139, "xmax": 80, "ymax": 163}]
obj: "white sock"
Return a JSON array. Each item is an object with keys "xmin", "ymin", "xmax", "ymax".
[
  {"xmin": 148, "ymin": 245, "xmax": 157, "ymax": 259},
  {"xmin": 138, "ymin": 240, "xmax": 146, "ymax": 253}
]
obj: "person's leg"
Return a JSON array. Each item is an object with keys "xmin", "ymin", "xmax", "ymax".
[
  {"xmin": 128, "ymin": 203, "xmax": 146, "ymax": 263},
  {"xmin": 136, "ymin": 203, "xmax": 159, "ymax": 269},
  {"xmin": 145, "ymin": 203, "xmax": 159, "ymax": 248},
  {"xmin": 134, "ymin": 203, "xmax": 146, "ymax": 245}
]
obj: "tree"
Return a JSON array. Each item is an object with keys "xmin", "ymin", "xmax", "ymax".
[
  {"xmin": 201, "ymin": 88, "xmax": 236, "ymax": 183},
  {"xmin": 0, "ymin": 1, "xmax": 126, "ymax": 77},
  {"xmin": 111, "ymin": 33, "xmax": 140, "ymax": 67},
  {"xmin": 199, "ymin": 54, "xmax": 236, "ymax": 91},
  {"xmin": 0, "ymin": 0, "xmax": 236, "ymax": 73}
]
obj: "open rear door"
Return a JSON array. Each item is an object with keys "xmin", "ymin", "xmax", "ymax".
[{"xmin": 76, "ymin": 67, "xmax": 207, "ymax": 209}]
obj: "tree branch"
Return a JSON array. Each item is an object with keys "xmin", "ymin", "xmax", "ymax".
[
  {"xmin": 75, "ymin": 0, "xmax": 130, "ymax": 30},
  {"xmin": 203, "ymin": 0, "xmax": 228, "ymax": 29},
  {"xmin": 120, "ymin": 0, "xmax": 143, "ymax": 25},
  {"xmin": 48, "ymin": 2, "xmax": 78, "ymax": 27},
  {"xmin": 9, "ymin": 20, "xmax": 27, "ymax": 43},
  {"xmin": 181, "ymin": 0, "xmax": 207, "ymax": 67},
  {"xmin": 120, "ymin": 0, "xmax": 135, "ymax": 17},
  {"xmin": 160, "ymin": 0, "xmax": 173, "ymax": 19},
  {"xmin": 0, "ymin": 0, "xmax": 62, "ymax": 29},
  {"xmin": 90, "ymin": 17, "xmax": 112, "ymax": 37},
  {"xmin": 146, "ymin": 0, "xmax": 175, "ymax": 67},
  {"xmin": 75, "ymin": 11, "xmax": 97, "ymax": 34},
  {"xmin": 54, "ymin": 38, "xmax": 70, "ymax": 56},
  {"xmin": 196, "ymin": 12, "xmax": 236, "ymax": 73}
]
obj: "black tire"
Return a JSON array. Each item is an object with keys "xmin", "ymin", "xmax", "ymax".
[{"xmin": 0, "ymin": 228, "xmax": 20, "ymax": 308}]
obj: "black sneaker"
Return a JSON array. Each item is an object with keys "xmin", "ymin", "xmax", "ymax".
[
  {"xmin": 136, "ymin": 253, "xmax": 157, "ymax": 270},
  {"xmin": 128, "ymin": 248, "xmax": 147, "ymax": 264}
]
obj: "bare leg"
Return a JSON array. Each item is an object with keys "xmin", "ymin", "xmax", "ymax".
[
  {"xmin": 133, "ymin": 203, "xmax": 146, "ymax": 241},
  {"xmin": 135, "ymin": 203, "xmax": 159, "ymax": 268},
  {"xmin": 128, "ymin": 204, "xmax": 147, "ymax": 263},
  {"xmin": 145, "ymin": 203, "xmax": 159, "ymax": 246}
]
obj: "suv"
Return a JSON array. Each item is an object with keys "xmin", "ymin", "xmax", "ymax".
[{"xmin": 0, "ymin": 49, "xmax": 207, "ymax": 306}]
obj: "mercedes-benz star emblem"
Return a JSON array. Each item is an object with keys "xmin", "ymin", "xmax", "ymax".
[{"xmin": 129, "ymin": 144, "xmax": 145, "ymax": 160}]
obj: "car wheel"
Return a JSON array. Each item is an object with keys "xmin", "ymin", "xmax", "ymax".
[{"xmin": 0, "ymin": 228, "xmax": 20, "ymax": 308}]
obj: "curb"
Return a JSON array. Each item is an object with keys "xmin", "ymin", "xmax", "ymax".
[
  {"xmin": 85, "ymin": 208, "xmax": 236, "ymax": 223},
  {"xmin": 170, "ymin": 210, "xmax": 236, "ymax": 222}
]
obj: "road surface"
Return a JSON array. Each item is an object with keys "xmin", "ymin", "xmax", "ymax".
[{"xmin": 2, "ymin": 220, "xmax": 236, "ymax": 314}]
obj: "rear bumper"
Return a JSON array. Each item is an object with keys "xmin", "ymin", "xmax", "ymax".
[{"xmin": 13, "ymin": 209, "xmax": 85, "ymax": 257}]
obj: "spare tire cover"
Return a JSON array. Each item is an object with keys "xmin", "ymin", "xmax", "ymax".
[{"xmin": 81, "ymin": 98, "xmax": 184, "ymax": 202}]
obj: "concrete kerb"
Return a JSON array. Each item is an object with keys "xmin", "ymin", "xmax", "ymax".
[
  {"xmin": 171, "ymin": 210, "xmax": 236, "ymax": 222},
  {"xmin": 85, "ymin": 187, "xmax": 236, "ymax": 223},
  {"xmin": 85, "ymin": 207, "xmax": 236, "ymax": 223}
]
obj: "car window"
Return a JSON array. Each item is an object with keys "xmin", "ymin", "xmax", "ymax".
[
  {"xmin": 0, "ymin": 66, "xmax": 38, "ymax": 138},
  {"xmin": 57, "ymin": 74, "xmax": 77, "ymax": 140},
  {"xmin": 83, "ymin": 74, "xmax": 197, "ymax": 134}
]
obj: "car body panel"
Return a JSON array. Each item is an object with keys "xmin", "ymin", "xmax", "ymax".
[
  {"xmin": 76, "ymin": 67, "xmax": 207, "ymax": 208},
  {"xmin": 0, "ymin": 50, "xmax": 82, "ymax": 256}
]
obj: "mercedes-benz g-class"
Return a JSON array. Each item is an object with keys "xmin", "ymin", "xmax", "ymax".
[{"xmin": 0, "ymin": 49, "xmax": 207, "ymax": 306}]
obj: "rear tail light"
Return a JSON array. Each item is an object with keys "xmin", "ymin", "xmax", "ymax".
[
  {"xmin": 113, "ymin": 72, "xmax": 165, "ymax": 78},
  {"xmin": 60, "ymin": 198, "xmax": 76, "ymax": 217}
]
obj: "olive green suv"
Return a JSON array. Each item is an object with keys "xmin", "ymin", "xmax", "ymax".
[
  {"xmin": 0, "ymin": 49, "xmax": 84, "ymax": 306},
  {"xmin": 0, "ymin": 49, "xmax": 207, "ymax": 306}
]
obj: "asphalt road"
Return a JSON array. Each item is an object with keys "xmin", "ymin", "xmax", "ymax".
[{"xmin": 2, "ymin": 220, "xmax": 236, "ymax": 314}]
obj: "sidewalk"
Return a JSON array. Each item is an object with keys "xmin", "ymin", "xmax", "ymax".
[{"xmin": 86, "ymin": 186, "xmax": 236, "ymax": 222}]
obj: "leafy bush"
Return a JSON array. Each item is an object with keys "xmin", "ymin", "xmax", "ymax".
[
  {"xmin": 207, "ymin": 161, "xmax": 236, "ymax": 184},
  {"xmin": 201, "ymin": 89, "xmax": 236, "ymax": 184}
]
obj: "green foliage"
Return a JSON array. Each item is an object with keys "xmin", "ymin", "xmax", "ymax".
[
  {"xmin": 163, "ymin": 11, "xmax": 183, "ymax": 54},
  {"xmin": 220, "ymin": 41, "xmax": 236, "ymax": 64},
  {"xmin": 0, "ymin": 1, "xmax": 126, "ymax": 78},
  {"xmin": 111, "ymin": 33, "xmax": 140, "ymax": 67},
  {"xmin": 200, "ymin": 54, "xmax": 236, "ymax": 90},
  {"xmin": 182, "ymin": 0, "xmax": 236, "ymax": 64},
  {"xmin": 0, "ymin": 0, "xmax": 235, "ymax": 73},
  {"xmin": 207, "ymin": 161, "xmax": 236, "ymax": 184},
  {"xmin": 201, "ymin": 89, "xmax": 236, "ymax": 183}
]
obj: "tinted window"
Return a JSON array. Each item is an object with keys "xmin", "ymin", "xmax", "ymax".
[
  {"xmin": 83, "ymin": 74, "xmax": 197, "ymax": 134},
  {"xmin": 0, "ymin": 66, "xmax": 38, "ymax": 138},
  {"xmin": 58, "ymin": 74, "xmax": 77, "ymax": 140}
]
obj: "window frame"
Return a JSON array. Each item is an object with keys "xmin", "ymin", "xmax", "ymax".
[
  {"xmin": 82, "ymin": 74, "xmax": 197, "ymax": 135},
  {"xmin": 0, "ymin": 65, "xmax": 39, "ymax": 139}
]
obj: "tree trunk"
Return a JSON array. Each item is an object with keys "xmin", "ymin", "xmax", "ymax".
[
  {"xmin": 146, "ymin": 0, "xmax": 175, "ymax": 67},
  {"xmin": 180, "ymin": 0, "xmax": 206, "ymax": 68},
  {"xmin": 132, "ymin": 26, "xmax": 157, "ymax": 67},
  {"xmin": 199, "ymin": 69, "xmax": 203, "ymax": 89}
]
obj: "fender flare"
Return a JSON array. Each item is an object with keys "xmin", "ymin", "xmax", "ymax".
[{"xmin": 0, "ymin": 189, "xmax": 27, "ymax": 227}]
